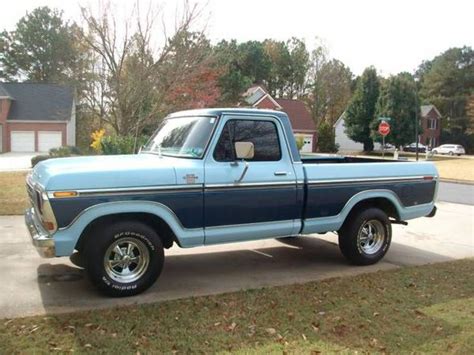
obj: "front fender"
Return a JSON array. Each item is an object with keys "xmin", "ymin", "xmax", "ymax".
[{"xmin": 53, "ymin": 201, "xmax": 204, "ymax": 256}]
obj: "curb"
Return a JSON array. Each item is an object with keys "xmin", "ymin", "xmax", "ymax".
[{"xmin": 440, "ymin": 179, "xmax": 474, "ymax": 186}]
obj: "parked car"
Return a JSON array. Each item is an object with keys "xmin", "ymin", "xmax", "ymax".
[
  {"xmin": 403, "ymin": 142, "xmax": 427, "ymax": 153},
  {"xmin": 431, "ymin": 144, "xmax": 466, "ymax": 156},
  {"xmin": 25, "ymin": 108, "xmax": 439, "ymax": 297},
  {"xmin": 382, "ymin": 143, "xmax": 395, "ymax": 151}
]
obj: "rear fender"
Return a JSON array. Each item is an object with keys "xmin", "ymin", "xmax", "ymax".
[{"xmin": 302, "ymin": 189, "xmax": 435, "ymax": 234}]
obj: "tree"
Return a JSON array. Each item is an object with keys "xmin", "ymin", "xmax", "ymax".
[
  {"xmin": 213, "ymin": 40, "xmax": 253, "ymax": 105},
  {"xmin": 375, "ymin": 73, "xmax": 419, "ymax": 147},
  {"xmin": 419, "ymin": 46, "xmax": 474, "ymax": 136},
  {"xmin": 305, "ymin": 49, "xmax": 353, "ymax": 129},
  {"xmin": 0, "ymin": 7, "xmax": 81, "ymax": 83},
  {"xmin": 344, "ymin": 67, "xmax": 380, "ymax": 151},
  {"xmin": 262, "ymin": 39, "xmax": 290, "ymax": 97},
  {"xmin": 80, "ymin": 1, "xmax": 216, "ymax": 136}
]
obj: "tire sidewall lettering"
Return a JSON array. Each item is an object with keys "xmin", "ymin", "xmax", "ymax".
[{"xmin": 112, "ymin": 231, "xmax": 155, "ymax": 251}]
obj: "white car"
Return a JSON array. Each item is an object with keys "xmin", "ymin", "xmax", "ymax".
[{"xmin": 431, "ymin": 144, "xmax": 466, "ymax": 156}]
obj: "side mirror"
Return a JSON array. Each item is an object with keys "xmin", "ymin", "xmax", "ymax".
[{"xmin": 235, "ymin": 142, "xmax": 254, "ymax": 160}]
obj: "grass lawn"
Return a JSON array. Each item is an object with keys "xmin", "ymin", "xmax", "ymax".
[
  {"xmin": 361, "ymin": 151, "xmax": 474, "ymax": 182},
  {"xmin": 0, "ymin": 171, "xmax": 29, "ymax": 215},
  {"xmin": 433, "ymin": 158, "xmax": 474, "ymax": 182},
  {"xmin": 1, "ymin": 259, "xmax": 473, "ymax": 353}
]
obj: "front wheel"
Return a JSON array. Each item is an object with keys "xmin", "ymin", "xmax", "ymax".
[
  {"xmin": 449, "ymin": 151, "xmax": 454, "ymax": 156},
  {"xmin": 84, "ymin": 221, "xmax": 164, "ymax": 297},
  {"xmin": 432, "ymin": 150, "xmax": 438, "ymax": 154},
  {"xmin": 338, "ymin": 208, "xmax": 391, "ymax": 265}
]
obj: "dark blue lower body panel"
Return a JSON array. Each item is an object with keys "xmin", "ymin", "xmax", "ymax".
[
  {"xmin": 51, "ymin": 190, "xmax": 204, "ymax": 229},
  {"xmin": 305, "ymin": 180, "xmax": 436, "ymax": 218},
  {"xmin": 204, "ymin": 186, "xmax": 299, "ymax": 227}
]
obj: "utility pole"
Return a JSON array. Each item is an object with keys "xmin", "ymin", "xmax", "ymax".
[{"xmin": 415, "ymin": 93, "xmax": 419, "ymax": 161}]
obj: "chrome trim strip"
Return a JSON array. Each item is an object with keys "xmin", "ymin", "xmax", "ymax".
[
  {"xmin": 205, "ymin": 218, "xmax": 295, "ymax": 230},
  {"xmin": 307, "ymin": 176, "xmax": 433, "ymax": 185},
  {"xmin": 205, "ymin": 181, "xmax": 296, "ymax": 189},
  {"xmin": 47, "ymin": 184, "xmax": 203, "ymax": 199}
]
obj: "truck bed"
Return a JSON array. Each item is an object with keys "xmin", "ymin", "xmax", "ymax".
[{"xmin": 301, "ymin": 154, "xmax": 402, "ymax": 164}]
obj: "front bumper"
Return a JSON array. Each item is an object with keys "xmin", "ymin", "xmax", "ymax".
[{"xmin": 25, "ymin": 207, "xmax": 56, "ymax": 258}]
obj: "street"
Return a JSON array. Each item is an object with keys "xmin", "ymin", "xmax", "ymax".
[
  {"xmin": 438, "ymin": 181, "xmax": 474, "ymax": 205},
  {"xmin": 0, "ymin": 201, "xmax": 472, "ymax": 319}
]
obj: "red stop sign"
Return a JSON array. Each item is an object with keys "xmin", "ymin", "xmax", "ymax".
[{"xmin": 378, "ymin": 121, "xmax": 390, "ymax": 136}]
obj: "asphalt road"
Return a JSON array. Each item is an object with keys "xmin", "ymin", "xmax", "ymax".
[
  {"xmin": 0, "ymin": 201, "xmax": 472, "ymax": 319},
  {"xmin": 438, "ymin": 182, "xmax": 474, "ymax": 205}
]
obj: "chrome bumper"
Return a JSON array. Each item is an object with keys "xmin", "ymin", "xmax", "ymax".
[{"xmin": 25, "ymin": 207, "xmax": 56, "ymax": 258}]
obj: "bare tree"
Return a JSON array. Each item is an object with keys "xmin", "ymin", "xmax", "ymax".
[{"xmin": 80, "ymin": 0, "xmax": 212, "ymax": 136}]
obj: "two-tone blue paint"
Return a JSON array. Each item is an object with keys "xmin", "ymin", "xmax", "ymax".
[{"xmin": 29, "ymin": 108, "xmax": 439, "ymax": 257}]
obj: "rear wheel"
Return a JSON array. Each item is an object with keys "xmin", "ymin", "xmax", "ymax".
[
  {"xmin": 449, "ymin": 151, "xmax": 454, "ymax": 156},
  {"xmin": 84, "ymin": 221, "xmax": 164, "ymax": 297},
  {"xmin": 432, "ymin": 150, "xmax": 438, "ymax": 154},
  {"xmin": 338, "ymin": 208, "xmax": 391, "ymax": 265}
]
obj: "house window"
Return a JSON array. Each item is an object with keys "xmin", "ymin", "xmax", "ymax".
[{"xmin": 428, "ymin": 118, "xmax": 438, "ymax": 130}]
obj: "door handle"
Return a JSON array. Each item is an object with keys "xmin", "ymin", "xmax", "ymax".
[{"xmin": 274, "ymin": 171, "xmax": 288, "ymax": 176}]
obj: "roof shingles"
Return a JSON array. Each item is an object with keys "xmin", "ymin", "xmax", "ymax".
[{"xmin": 0, "ymin": 83, "xmax": 73, "ymax": 121}]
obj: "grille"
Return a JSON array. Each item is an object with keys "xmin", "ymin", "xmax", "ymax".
[{"xmin": 26, "ymin": 181, "xmax": 43, "ymax": 215}]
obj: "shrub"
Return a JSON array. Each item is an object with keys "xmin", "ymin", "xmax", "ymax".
[
  {"xmin": 295, "ymin": 135, "xmax": 305, "ymax": 151},
  {"xmin": 49, "ymin": 146, "xmax": 82, "ymax": 157},
  {"xmin": 31, "ymin": 155, "xmax": 50, "ymax": 167},
  {"xmin": 317, "ymin": 122, "xmax": 339, "ymax": 153},
  {"xmin": 101, "ymin": 135, "xmax": 149, "ymax": 155},
  {"xmin": 90, "ymin": 128, "xmax": 106, "ymax": 153}
]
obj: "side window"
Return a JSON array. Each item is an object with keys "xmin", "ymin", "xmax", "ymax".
[{"xmin": 214, "ymin": 119, "xmax": 282, "ymax": 162}]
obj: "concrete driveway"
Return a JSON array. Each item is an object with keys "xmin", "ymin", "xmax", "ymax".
[
  {"xmin": 0, "ymin": 201, "xmax": 472, "ymax": 319},
  {"xmin": 0, "ymin": 152, "xmax": 35, "ymax": 171}
]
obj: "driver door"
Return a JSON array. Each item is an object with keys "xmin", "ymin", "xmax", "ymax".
[{"xmin": 203, "ymin": 114, "xmax": 299, "ymax": 244}]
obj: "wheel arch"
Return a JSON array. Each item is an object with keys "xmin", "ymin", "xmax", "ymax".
[
  {"xmin": 344, "ymin": 196, "xmax": 401, "ymax": 223},
  {"xmin": 53, "ymin": 201, "xmax": 204, "ymax": 257},
  {"xmin": 75, "ymin": 212, "xmax": 178, "ymax": 254}
]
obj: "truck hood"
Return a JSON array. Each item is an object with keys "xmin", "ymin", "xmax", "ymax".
[{"xmin": 32, "ymin": 154, "xmax": 177, "ymax": 191}]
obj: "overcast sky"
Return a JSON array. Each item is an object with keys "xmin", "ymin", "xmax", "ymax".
[{"xmin": 2, "ymin": 0, "xmax": 473, "ymax": 76}]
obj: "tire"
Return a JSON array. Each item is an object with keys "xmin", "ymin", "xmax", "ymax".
[
  {"xmin": 432, "ymin": 150, "xmax": 438, "ymax": 154},
  {"xmin": 84, "ymin": 221, "xmax": 164, "ymax": 297},
  {"xmin": 338, "ymin": 208, "xmax": 391, "ymax": 265},
  {"xmin": 449, "ymin": 151, "xmax": 454, "ymax": 156}
]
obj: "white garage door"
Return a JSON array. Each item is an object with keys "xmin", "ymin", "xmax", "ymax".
[
  {"xmin": 38, "ymin": 131, "xmax": 62, "ymax": 152},
  {"xmin": 11, "ymin": 131, "xmax": 35, "ymax": 152}
]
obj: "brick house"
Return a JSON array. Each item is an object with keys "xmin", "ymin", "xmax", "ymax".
[
  {"xmin": 0, "ymin": 83, "xmax": 75, "ymax": 153},
  {"xmin": 419, "ymin": 104, "xmax": 441, "ymax": 148},
  {"xmin": 243, "ymin": 85, "xmax": 316, "ymax": 152}
]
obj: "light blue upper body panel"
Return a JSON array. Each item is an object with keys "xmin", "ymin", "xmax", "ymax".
[
  {"xmin": 33, "ymin": 154, "xmax": 177, "ymax": 191},
  {"xmin": 303, "ymin": 161, "xmax": 438, "ymax": 182}
]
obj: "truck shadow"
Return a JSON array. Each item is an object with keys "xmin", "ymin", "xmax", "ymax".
[{"xmin": 35, "ymin": 236, "xmax": 454, "ymax": 316}]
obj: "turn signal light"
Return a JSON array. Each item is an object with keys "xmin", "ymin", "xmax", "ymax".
[
  {"xmin": 53, "ymin": 191, "xmax": 78, "ymax": 198},
  {"xmin": 43, "ymin": 221, "xmax": 56, "ymax": 231}
]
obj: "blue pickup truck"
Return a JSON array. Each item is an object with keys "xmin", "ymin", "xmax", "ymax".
[{"xmin": 26, "ymin": 108, "xmax": 438, "ymax": 296}]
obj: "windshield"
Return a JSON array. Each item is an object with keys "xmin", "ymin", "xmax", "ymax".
[{"xmin": 142, "ymin": 116, "xmax": 217, "ymax": 158}]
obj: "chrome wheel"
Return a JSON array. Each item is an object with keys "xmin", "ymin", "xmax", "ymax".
[
  {"xmin": 104, "ymin": 238, "xmax": 150, "ymax": 283},
  {"xmin": 357, "ymin": 220, "xmax": 385, "ymax": 255}
]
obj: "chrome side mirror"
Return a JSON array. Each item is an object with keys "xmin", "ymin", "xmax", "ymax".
[
  {"xmin": 235, "ymin": 142, "xmax": 254, "ymax": 160},
  {"xmin": 233, "ymin": 142, "xmax": 254, "ymax": 183}
]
